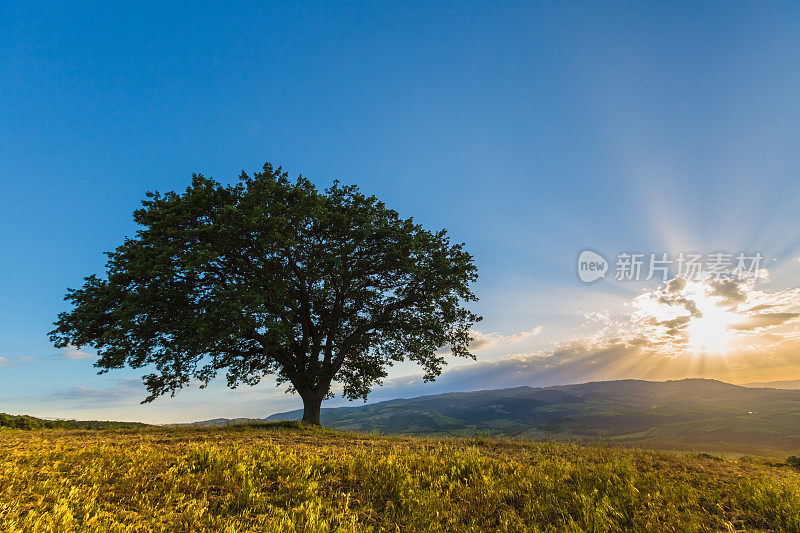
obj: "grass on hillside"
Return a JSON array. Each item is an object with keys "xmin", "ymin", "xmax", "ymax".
[
  {"xmin": 1, "ymin": 423, "xmax": 800, "ymax": 532},
  {"xmin": 0, "ymin": 413, "xmax": 147, "ymax": 431}
]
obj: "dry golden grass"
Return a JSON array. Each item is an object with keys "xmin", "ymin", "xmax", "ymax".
[{"xmin": 1, "ymin": 423, "xmax": 799, "ymax": 532}]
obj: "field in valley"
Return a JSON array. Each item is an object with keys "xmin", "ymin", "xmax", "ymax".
[{"xmin": 1, "ymin": 423, "xmax": 800, "ymax": 532}]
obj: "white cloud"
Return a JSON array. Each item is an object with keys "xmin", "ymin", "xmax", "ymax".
[
  {"xmin": 58, "ymin": 346, "xmax": 97, "ymax": 360},
  {"xmin": 466, "ymin": 326, "xmax": 544, "ymax": 351},
  {"xmin": 0, "ymin": 355, "xmax": 38, "ymax": 367},
  {"xmin": 50, "ymin": 378, "xmax": 144, "ymax": 406}
]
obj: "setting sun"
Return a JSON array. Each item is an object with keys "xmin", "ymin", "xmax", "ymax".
[
  {"xmin": 685, "ymin": 301, "xmax": 737, "ymax": 352},
  {"xmin": 681, "ymin": 281, "xmax": 739, "ymax": 353}
]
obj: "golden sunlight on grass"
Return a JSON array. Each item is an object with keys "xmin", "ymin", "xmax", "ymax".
[{"xmin": 2, "ymin": 425, "xmax": 800, "ymax": 531}]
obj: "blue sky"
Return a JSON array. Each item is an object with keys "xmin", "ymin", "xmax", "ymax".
[{"xmin": 3, "ymin": 2, "xmax": 800, "ymax": 423}]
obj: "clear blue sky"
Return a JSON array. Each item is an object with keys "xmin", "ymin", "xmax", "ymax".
[{"xmin": 3, "ymin": 2, "xmax": 800, "ymax": 422}]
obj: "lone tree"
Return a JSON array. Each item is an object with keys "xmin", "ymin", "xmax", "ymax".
[{"xmin": 51, "ymin": 163, "xmax": 480, "ymax": 425}]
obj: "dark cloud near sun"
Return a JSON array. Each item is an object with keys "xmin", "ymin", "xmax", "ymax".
[
  {"xmin": 730, "ymin": 312, "xmax": 800, "ymax": 331},
  {"xmin": 708, "ymin": 279, "xmax": 748, "ymax": 308}
]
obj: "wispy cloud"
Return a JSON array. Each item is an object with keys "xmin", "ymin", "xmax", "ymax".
[
  {"xmin": 0, "ymin": 347, "xmax": 99, "ymax": 366},
  {"xmin": 57, "ymin": 346, "xmax": 97, "ymax": 360},
  {"xmin": 0, "ymin": 355, "xmax": 37, "ymax": 367},
  {"xmin": 461, "ymin": 326, "xmax": 544, "ymax": 352},
  {"xmin": 49, "ymin": 378, "xmax": 144, "ymax": 407}
]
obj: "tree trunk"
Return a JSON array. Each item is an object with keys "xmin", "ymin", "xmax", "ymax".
[{"xmin": 300, "ymin": 391, "xmax": 323, "ymax": 425}]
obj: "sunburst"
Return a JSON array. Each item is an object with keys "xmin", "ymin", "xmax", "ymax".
[{"xmin": 682, "ymin": 281, "xmax": 739, "ymax": 353}]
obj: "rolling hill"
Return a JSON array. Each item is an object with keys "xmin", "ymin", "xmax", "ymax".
[
  {"xmin": 744, "ymin": 379, "xmax": 800, "ymax": 389},
  {"xmin": 255, "ymin": 379, "xmax": 800, "ymax": 455}
]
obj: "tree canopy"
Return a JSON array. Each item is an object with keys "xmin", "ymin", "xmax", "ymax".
[{"xmin": 51, "ymin": 163, "xmax": 480, "ymax": 424}]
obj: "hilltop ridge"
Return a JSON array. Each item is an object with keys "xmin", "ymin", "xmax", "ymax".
[{"xmin": 181, "ymin": 379, "xmax": 800, "ymax": 455}]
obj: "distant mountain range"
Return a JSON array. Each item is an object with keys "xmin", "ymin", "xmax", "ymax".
[
  {"xmin": 743, "ymin": 379, "xmax": 800, "ymax": 389},
  {"xmin": 188, "ymin": 379, "xmax": 800, "ymax": 456}
]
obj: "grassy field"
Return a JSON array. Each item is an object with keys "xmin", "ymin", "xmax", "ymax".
[{"xmin": 2, "ymin": 424, "xmax": 800, "ymax": 532}]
